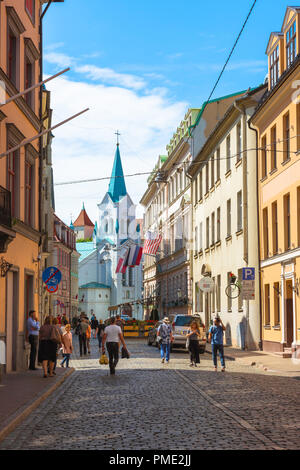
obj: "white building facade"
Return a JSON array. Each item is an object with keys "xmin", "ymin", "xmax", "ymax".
[{"xmin": 189, "ymin": 87, "xmax": 266, "ymax": 349}]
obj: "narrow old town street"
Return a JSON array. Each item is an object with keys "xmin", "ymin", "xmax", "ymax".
[{"xmin": 0, "ymin": 337, "xmax": 299, "ymax": 451}]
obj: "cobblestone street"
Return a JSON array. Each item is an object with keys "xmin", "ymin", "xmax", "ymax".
[{"xmin": 1, "ymin": 338, "xmax": 300, "ymax": 450}]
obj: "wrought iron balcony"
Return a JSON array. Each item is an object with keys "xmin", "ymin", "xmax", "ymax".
[{"xmin": 0, "ymin": 186, "xmax": 12, "ymax": 228}]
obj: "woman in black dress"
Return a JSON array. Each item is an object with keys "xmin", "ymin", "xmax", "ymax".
[
  {"xmin": 38, "ymin": 316, "xmax": 57, "ymax": 378},
  {"xmin": 186, "ymin": 321, "xmax": 201, "ymax": 367}
]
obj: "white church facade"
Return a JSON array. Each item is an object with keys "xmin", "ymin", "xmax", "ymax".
[{"xmin": 75, "ymin": 144, "xmax": 143, "ymax": 320}]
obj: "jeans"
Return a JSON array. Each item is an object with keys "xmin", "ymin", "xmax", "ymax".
[
  {"xmin": 106, "ymin": 342, "xmax": 119, "ymax": 374},
  {"xmin": 79, "ymin": 334, "xmax": 87, "ymax": 355},
  {"xmin": 160, "ymin": 343, "xmax": 171, "ymax": 362},
  {"xmin": 212, "ymin": 344, "xmax": 225, "ymax": 368},
  {"xmin": 61, "ymin": 353, "xmax": 71, "ymax": 367},
  {"xmin": 98, "ymin": 335, "xmax": 103, "ymax": 349},
  {"xmin": 28, "ymin": 335, "xmax": 39, "ymax": 369}
]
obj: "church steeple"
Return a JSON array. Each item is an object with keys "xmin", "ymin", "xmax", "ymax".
[{"xmin": 108, "ymin": 143, "xmax": 127, "ymax": 203}]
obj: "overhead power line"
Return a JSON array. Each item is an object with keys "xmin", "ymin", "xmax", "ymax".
[
  {"xmin": 196, "ymin": 0, "xmax": 258, "ymax": 121},
  {"xmin": 54, "ymin": 133, "xmax": 299, "ymax": 186}
]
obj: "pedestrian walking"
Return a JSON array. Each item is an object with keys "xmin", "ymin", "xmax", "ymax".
[
  {"xmin": 60, "ymin": 324, "xmax": 73, "ymax": 368},
  {"xmin": 208, "ymin": 315, "xmax": 226, "ymax": 372},
  {"xmin": 186, "ymin": 320, "xmax": 201, "ymax": 367},
  {"xmin": 96, "ymin": 319, "xmax": 105, "ymax": 350},
  {"xmin": 157, "ymin": 317, "xmax": 173, "ymax": 364},
  {"xmin": 91, "ymin": 316, "xmax": 98, "ymax": 339},
  {"xmin": 27, "ymin": 310, "xmax": 40, "ymax": 370},
  {"xmin": 102, "ymin": 317, "xmax": 128, "ymax": 375},
  {"xmin": 51, "ymin": 317, "xmax": 63, "ymax": 374},
  {"xmin": 77, "ymin": 315, "xmax": 89, "ymax": 356},
  {"xmin": 86, "ymin": 320, "xmax": 92, "ymax": 354},
  {"xmin": 115, "ymin": 314, "xmax": 125, "ymax": 332},
  {"xmin": 38, "ymin": 316, "xmax": 59, "ymax": 378}
]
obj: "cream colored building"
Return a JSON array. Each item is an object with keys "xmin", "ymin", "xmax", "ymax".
[
  {"xmin": 141, "ymin": 109, "xmax": 200, "ymax": 319},
  {"xmin": 188, "ymin": 86, "xmax": 266, "ymax": 349}
]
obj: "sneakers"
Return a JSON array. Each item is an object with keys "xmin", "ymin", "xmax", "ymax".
[
  {"xmin": 189, "ymin": 363, "xmax": 194, "ymax": 367},
  {"xmin": 161, "ymin": 358, "xmax": 165, "ymax": 363},
  {"xmin": 221, "ymin": 367, "xmax": 225, "ymax": 372}
]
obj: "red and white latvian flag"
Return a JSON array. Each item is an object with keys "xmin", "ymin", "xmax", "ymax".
[
  {"xmin": 116, "ymin": 247, "xmax": 129, "ymax": 274},
  {"xmin": 143, "ymin": 231, "xmax": 162, "ymax": 255}
]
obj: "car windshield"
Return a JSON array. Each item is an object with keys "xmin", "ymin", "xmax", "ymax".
[{"xmin": 174, "ymin": 316, "xmax": 193, "ymax": 326}]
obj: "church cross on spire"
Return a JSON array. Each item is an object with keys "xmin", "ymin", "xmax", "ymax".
[{"xmin": 115, "ymin": 130, "xmax": 121, "ymax": 146}]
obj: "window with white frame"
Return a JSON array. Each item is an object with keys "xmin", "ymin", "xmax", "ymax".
[
  {"xmin": 270, "ymin": 45, "xmax": 279, "ymax": 88},
  {"xmin": 237, "ymin": 190, "xmax": 243, "ymax": 232},
  {"xmin": 226, "ymin": 135, "xmax": 231, "ymax": 172},
  {"xmin": 286, "ymin": 21, "xmax": 296, "ymax": 69}
]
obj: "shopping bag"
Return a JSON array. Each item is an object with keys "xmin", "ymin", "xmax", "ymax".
[{"xmin": 99, "ymin": 354, "xmax": 109, "ymax": 365}]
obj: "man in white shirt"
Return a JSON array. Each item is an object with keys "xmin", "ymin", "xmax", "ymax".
[{"xmin": 102, "ymin": 317, "xmax": 128, "ymax": 375}]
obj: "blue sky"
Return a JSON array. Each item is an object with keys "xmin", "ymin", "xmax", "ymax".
[{"xmin": 42, "ymin": 0, "xmax": 293, "ymax": 223}]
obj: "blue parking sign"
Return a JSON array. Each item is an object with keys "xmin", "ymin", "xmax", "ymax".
[{"xmin": 242, "ymin": 267, "xmax": 255, "ymax": 281}]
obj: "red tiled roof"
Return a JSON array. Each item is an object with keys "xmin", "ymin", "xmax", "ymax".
[{"xmin": 73, "ymin": 208, "xmax": 94, "ymax": 227}]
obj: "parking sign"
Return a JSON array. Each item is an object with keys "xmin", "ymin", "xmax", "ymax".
[{"xmin": 242, "ymin": 268, "xmax": 255, "ymax": 281}]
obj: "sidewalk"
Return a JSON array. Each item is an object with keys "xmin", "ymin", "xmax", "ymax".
[
  {"xmin": 206, "ymin": 344, "xmax": 300, "ymax": 377},
  {"xmin": 0, "ymin": 366, "xmax": 74, "ymax": 442}
]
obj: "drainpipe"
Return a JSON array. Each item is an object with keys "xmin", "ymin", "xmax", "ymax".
[
  {"xmin": 248, "ymin": 118, "xmax": 263, "ymax": 351},
  {"xmin": 185, "ymin": 166, "xmax": 193, "ymax": 315},
  {"xmin": 234, "ymin": 101, "xmax": 250, "ymax": 350}
]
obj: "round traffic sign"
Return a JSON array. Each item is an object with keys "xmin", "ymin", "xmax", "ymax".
[
  {"xmin": 199, "ymin": 277, "xmax": 215, "ymax": 293},
  {"xmin": 46, "ymin": 284, "xmax": 58, "ymax": 294},
  {"xmin": 42, "ymin": 266, "xmax": 62, "ymax": 289}
]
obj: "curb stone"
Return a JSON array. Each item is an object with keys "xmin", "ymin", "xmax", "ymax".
[{"xmin": 0, "ymin": 368, "xmax": 74, "ymax": 443}]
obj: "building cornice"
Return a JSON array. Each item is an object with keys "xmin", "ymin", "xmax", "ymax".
[
  {"xmin": 0, "ymin": 68, "xmax": 40, "ymax": 131},
  {"xmin": 188, "ymin": 85, "xmax": 266, "ymax": 177},
  {"xmin": 14, "ymin": 219, "xmax": 40, "ymax": 243},
  {"xmin": 261, "ymin": 247, "xmax": 300, "ymax": 268}
]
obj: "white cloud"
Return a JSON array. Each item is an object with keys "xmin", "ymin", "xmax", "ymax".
[
  {"xmin": 75, "ymin": 64, "xmax": 147, "ymax": 90},
  {"xmin": 46, "ymin": 75, "xmax": 188, "ymax": 225},
  {"xmin": 44, "ymin": 52, "xmax": 75, "ymax": 68}
]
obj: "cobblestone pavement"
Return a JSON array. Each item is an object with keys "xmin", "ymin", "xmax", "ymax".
[{"xmin": 1, "ymin": 337, "xmax": 299, "ymax": 450}]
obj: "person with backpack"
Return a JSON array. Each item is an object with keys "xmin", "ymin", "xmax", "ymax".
[
  {"xmin": 76, "ymin": 315, "xmax": 89, "ymax": 356},
  {"xmin": 157, "ymin": 317, "xmax": 174, "ymax": 364}
]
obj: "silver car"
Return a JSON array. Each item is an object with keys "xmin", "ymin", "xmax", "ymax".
[{"xmin": 171, "ymin": 314, "xmax": 206, "ymax": 353}]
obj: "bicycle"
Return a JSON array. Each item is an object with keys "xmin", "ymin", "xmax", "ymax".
[{"xmin": 225, "ymin": 273, "xmax": 242, "ymax": 299}]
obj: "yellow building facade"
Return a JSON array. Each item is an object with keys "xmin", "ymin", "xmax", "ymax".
[{"xmin": 251, "ymin": 7, "xmax": 300, "ymax": 355}]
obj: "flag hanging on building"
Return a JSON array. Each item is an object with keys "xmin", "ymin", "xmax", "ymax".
[
  {"xmin": 143, "ymin": 231, "xmax": 162, "ymax": 255},
  {"xmin": 116, "ymin": 247, "xmax": 129, "ymax": 273},
  {"xmin": 128, "ymin": 245, "xmax": 143, "ymax": 267}
]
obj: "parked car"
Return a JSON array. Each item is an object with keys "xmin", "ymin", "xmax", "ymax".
[
  {"xmin": 147, "ymin": 321, "xmax": 162, "ymax": 347},
  {"xmin": 171, "ymin": 314, "xmax": 206, "ymax": 353}
]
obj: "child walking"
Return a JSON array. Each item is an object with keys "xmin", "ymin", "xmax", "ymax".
[{"xmin": 60, "ymin": 324, "xmax": 73, "ymax": 368}]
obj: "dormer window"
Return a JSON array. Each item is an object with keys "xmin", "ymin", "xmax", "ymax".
[
  {"xmin": 286, "ymin": 21, "xmax": 296, "ymax": 68},
  {"xmin": 270, "ymin": 45, "xmax": 279, "ymax": 88}
]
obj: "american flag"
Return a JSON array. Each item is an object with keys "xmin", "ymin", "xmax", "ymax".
[{"xmin": 143, "ymin": 231, "xmax": 162, "ymax": 255}]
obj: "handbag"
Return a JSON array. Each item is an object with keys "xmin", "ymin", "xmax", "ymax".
[
  {"xmin": 185, "ymin": 337, "xmax": 190, "ymax": 349},
  {"xmin": 50, "ymin": 326, "xmax": 62, "ymax": 344},
  {"xmin": 121, "ymin": 347, "xmax": 130, "ymax": 359}
]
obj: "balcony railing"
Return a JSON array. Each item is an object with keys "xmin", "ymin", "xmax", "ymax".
[{"xmin": 0, "ymin": 186, "xmax": 12, "ymax": 228}]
